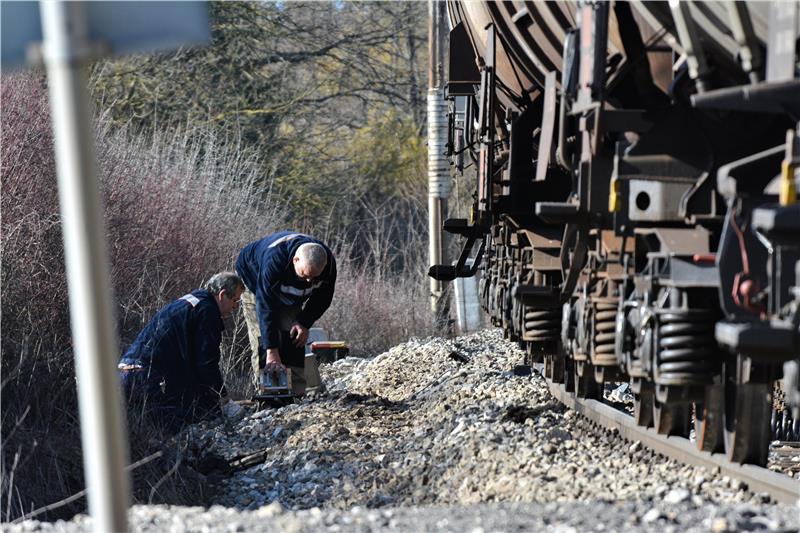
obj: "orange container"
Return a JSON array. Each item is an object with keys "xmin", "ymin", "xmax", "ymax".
[{"xmin": 311, "ymin": 341, "xmax": 349, "ymax": 364}]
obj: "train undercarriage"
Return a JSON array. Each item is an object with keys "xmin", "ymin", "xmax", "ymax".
[{"xmin": 432, "ymin": 0, "xmax": 800, "ymax": 466}]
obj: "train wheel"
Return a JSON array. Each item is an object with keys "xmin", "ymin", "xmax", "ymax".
[
  {"xmin": 653, "ymin": 399, "xmax": 690, "ymax": 436},
  {"xmin": 694, "ymin": 384, "xmax": 724, "ymax": 452},
  {"xmin": 633, "ymin": 383, "xmax": 654, "ymax": 427},
  {"xmin": 564, "ymin": 357, "xmax": 575, "ymax": 393},
  {"xmin": 546, "ymin": 353, "xmax": 565, "ymax": 384},
  {"xmin": 724, "ymin": 382, "xmax": 772, "ymax": 465},
  {"xmin": 574, "ymin": 362, "xmax": 601, "ymax": 399}
]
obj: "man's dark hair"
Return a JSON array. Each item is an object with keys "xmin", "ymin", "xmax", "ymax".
[{"xmin": 204, "ymin": 271, "xmax": 244, "ymax": 297}]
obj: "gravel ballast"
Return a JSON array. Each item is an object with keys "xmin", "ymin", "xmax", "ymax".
[{"xmin": 8, "ymin": 330, "xmax": 800, "ymax": 532}]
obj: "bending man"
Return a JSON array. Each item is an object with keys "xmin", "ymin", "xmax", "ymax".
[
  {"xmin": 236, "ymin": 231, "xmax": 336, "ymax": 396},
  {"xmin": 118, "ymin": 272, "xmax": 245, "ymax": 431}
]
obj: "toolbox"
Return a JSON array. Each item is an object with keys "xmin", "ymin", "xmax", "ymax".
[{"xmin": 310, "ymin": 341, "xmax": 349, "ymax": 364}]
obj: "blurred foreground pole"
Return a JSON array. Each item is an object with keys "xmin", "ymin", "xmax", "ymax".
[
  {"xmin": 40, "ymin": 2, "xmax": 130, "ymax": 531},
  {"xmin": 428, "ymin": 0, "xmax": 450, "ymax": 315}
]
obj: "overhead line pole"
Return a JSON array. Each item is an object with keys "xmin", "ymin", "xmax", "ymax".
[{"xmin": 428, "ymin": 0, "xmax": 450, "ymax": 316}]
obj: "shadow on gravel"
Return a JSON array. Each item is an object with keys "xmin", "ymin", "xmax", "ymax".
[
  {"xmin": 503, "ymin": 401, "xmax": 565, "ymax": 424},
  {"xmin": 333, "ymin": 391, "xmax": 409, "ymax": 411},
  {"xmin": 188, "ymin": 420, "xmax": 303, "ymax": 476},
  {"xmin": 172, "ymin": 392, "xmax": 417, "ymax": 510},
  {"xmin": 447, "ymin": 351, "xmax": 470, "ymax": 364},
  {"xmin": 224, "ymin": 446, "xmax": 394, "ymax": 510}
]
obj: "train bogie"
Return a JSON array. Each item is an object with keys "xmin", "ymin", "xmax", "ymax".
[{"xmin": 431, "ymin": 0, "xmax": 800, "ymax": 467}]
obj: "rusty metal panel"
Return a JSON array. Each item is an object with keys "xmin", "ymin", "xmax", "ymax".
[
  {"xmin": 448, "ymin": 22, "xmax": 481, "ymax": 95},
  {"xmin": 519, "ymin": 229, "xmax": 561, "ymax": 249},
  {"xmin": 533, "ymin": 249, "xmax": 562, "ymax": 271}
]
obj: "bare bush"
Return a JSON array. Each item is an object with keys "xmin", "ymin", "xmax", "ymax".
[
  {"xmin": 322, "ymin": 257, "xmax": 441, "ymax": 356},
  {"xmin": 1, "ymin": 72, "xmax": 281, "ymax": 521},
  {"xmin": 319, "ymin": 199, "xmax": 440, "ymax": 356},
  {"xmin": 95, "ymin": 121, "xmax": 284, "ymax": 341}
]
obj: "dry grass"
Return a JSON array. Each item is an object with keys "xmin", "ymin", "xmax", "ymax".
[{"xmin": 321, "ymin": 240, "xmax": 443, "ymax": 357}]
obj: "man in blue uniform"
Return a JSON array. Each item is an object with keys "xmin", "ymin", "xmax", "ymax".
[
  {"xmin": 236, "ymin": 231, "xmax": 336, "ymax": 396},
  {"xmin": 118, "ymin": 272, "xmax": 245, "ymax": 431}
]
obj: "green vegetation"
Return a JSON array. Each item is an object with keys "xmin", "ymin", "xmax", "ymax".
[{"xmin": 91, "ymin": 1, "xmax": 429, "ymax": 244}]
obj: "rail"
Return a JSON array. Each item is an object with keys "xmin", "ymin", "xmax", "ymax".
[{"xmin": 546, "ymin": 381, "xmax": 800, "ymax": 505}]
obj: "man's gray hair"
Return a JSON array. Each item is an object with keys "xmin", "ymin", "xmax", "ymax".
[
  {"xmin": 204, "ymin": 271, "xmax": 244, "ymax": 296},
  {"xmin": 295, "ymin": 243, "xmax": 327, "ymax": 272}
]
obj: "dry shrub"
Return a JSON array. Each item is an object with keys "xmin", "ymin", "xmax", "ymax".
[
  {"xmin": 1, "ymin": 72, "xmax": 280, "ymax": 521},
  {"xmin": 321, "ymin": 255, "xmax": 442, "ymax": 356},
  {"xmin": 96, "ymin": 123, "xmax": 284, "ymax": 337},
  {"xmin": 319, "ymin": 202, "xmax": 442, "ymax": 356}
]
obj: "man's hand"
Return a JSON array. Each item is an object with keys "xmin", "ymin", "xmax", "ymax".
[
  {"xmin": 289, "ymin": 323, "xmax": 309, "ymax": 348},
  {"xmin": 265, "ymin": 348, "xmax": 283, "ymax": 372}
]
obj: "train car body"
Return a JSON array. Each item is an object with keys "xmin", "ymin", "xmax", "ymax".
[{"xmin": 433, "ymin": 0, "xmax": 800, "ymax": 466}]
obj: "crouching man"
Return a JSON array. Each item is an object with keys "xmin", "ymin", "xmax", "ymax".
[
  {"xmin": 118, "ymin": 272, "xmax": 245, "ymax": 432},
  {"xmin": 236, "ymin": 231, "xmax": 336, "ymax": 396}
]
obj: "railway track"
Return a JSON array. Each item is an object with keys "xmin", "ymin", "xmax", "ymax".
[{"xmin": 542, "ymin": 376, "xmax": 800, "ymax": 504}]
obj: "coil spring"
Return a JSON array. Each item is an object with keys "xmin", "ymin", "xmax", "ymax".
[
  {"xmin": 771, "ymin": 383, "xmax": 800, "ymax": 442},
  {"xmin": 484, "ymin": 280, "xmax": 498, "ymax": 324},
  {"xmin": 523, "ymin": 307, "xmax": 560, "ymax": 342},
  {"xmin": 771, "ymin": 409, "xmax": 800, "ymax": 441},
  {"xmin": 656, "ymin": 309, "xmax": 717, "ymax": 380},
  {"xmin": 593, "ymin": 302, "xmax": 618, "ymax": 365},
  {"xmin": 489, "ymin": 282, "xmax": 503, "ymax": 326}
]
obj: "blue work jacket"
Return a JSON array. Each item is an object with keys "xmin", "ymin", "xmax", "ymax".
[
  {"xmin": 119, "ymin": 289, "xmax": 226, "ymax": 412},
  {"xmin": 236, "ymin": 231, "xmax": 336, "ymax": 351}
]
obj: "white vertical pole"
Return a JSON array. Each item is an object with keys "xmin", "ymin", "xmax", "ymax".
[
  {"xmin": 453, "ymin": 275, "xmax": 465, "ymax": 331},
  {"xmin": 40, "ymin": 2, "xmax": 131, "ymax": 531},
  {"xmin": 428, "ymin": 194, "xmax": 444, "ymax": 311},
  {"xmin": 463, "ymin": 272, "xmax": 481, "ymax": 331},
  {"xmin": 453, "ymin": 268, "xmax": 481, "ymax": 333}
]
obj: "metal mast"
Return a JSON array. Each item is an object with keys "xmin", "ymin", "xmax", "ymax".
[{"xmin": 428, "ymin": 0, "xmax": 450, "ymax": 314}]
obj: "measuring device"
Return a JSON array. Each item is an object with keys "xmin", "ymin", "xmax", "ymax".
[{"xmin": 254, "ymin": 367, "xmax": 294, "ymax": 407}]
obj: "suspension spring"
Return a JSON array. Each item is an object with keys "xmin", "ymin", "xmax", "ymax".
[
  {"xmin": 523, "ymin": 307, "xmax": 561, "ymax": 343},
  {"xmin": 771, "ymin": 383, "xmax": 800, "ymax": 442},
  {"xmin": 656, "ymin": 308, "xmax": 718, "ymax": 382},
  {"xmin": 485, "ymin": 276, "xmax": 500, "ymax": 325},
  {"xmin": 593, "ymin": 300, "xmax": 618, "ymax": 365}
]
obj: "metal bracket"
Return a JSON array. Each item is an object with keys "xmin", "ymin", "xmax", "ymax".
[
  {"xmin": 428, "ymin": 233, "xmax": 487, "ymax": 282},
  {"xmin": 475, "ymin": 24, "xmax": 497, "ymax": 224},
  {"xmin": 726, "ymin": 1, "xmax": 763, "ymax": 83},
  {"xmin": 442, "ymin": 218, "xmax": 485, "ymax": 239},
  {"xmin": 669, "ymin": 0, "xmax": 711, "ymax": 93}
]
